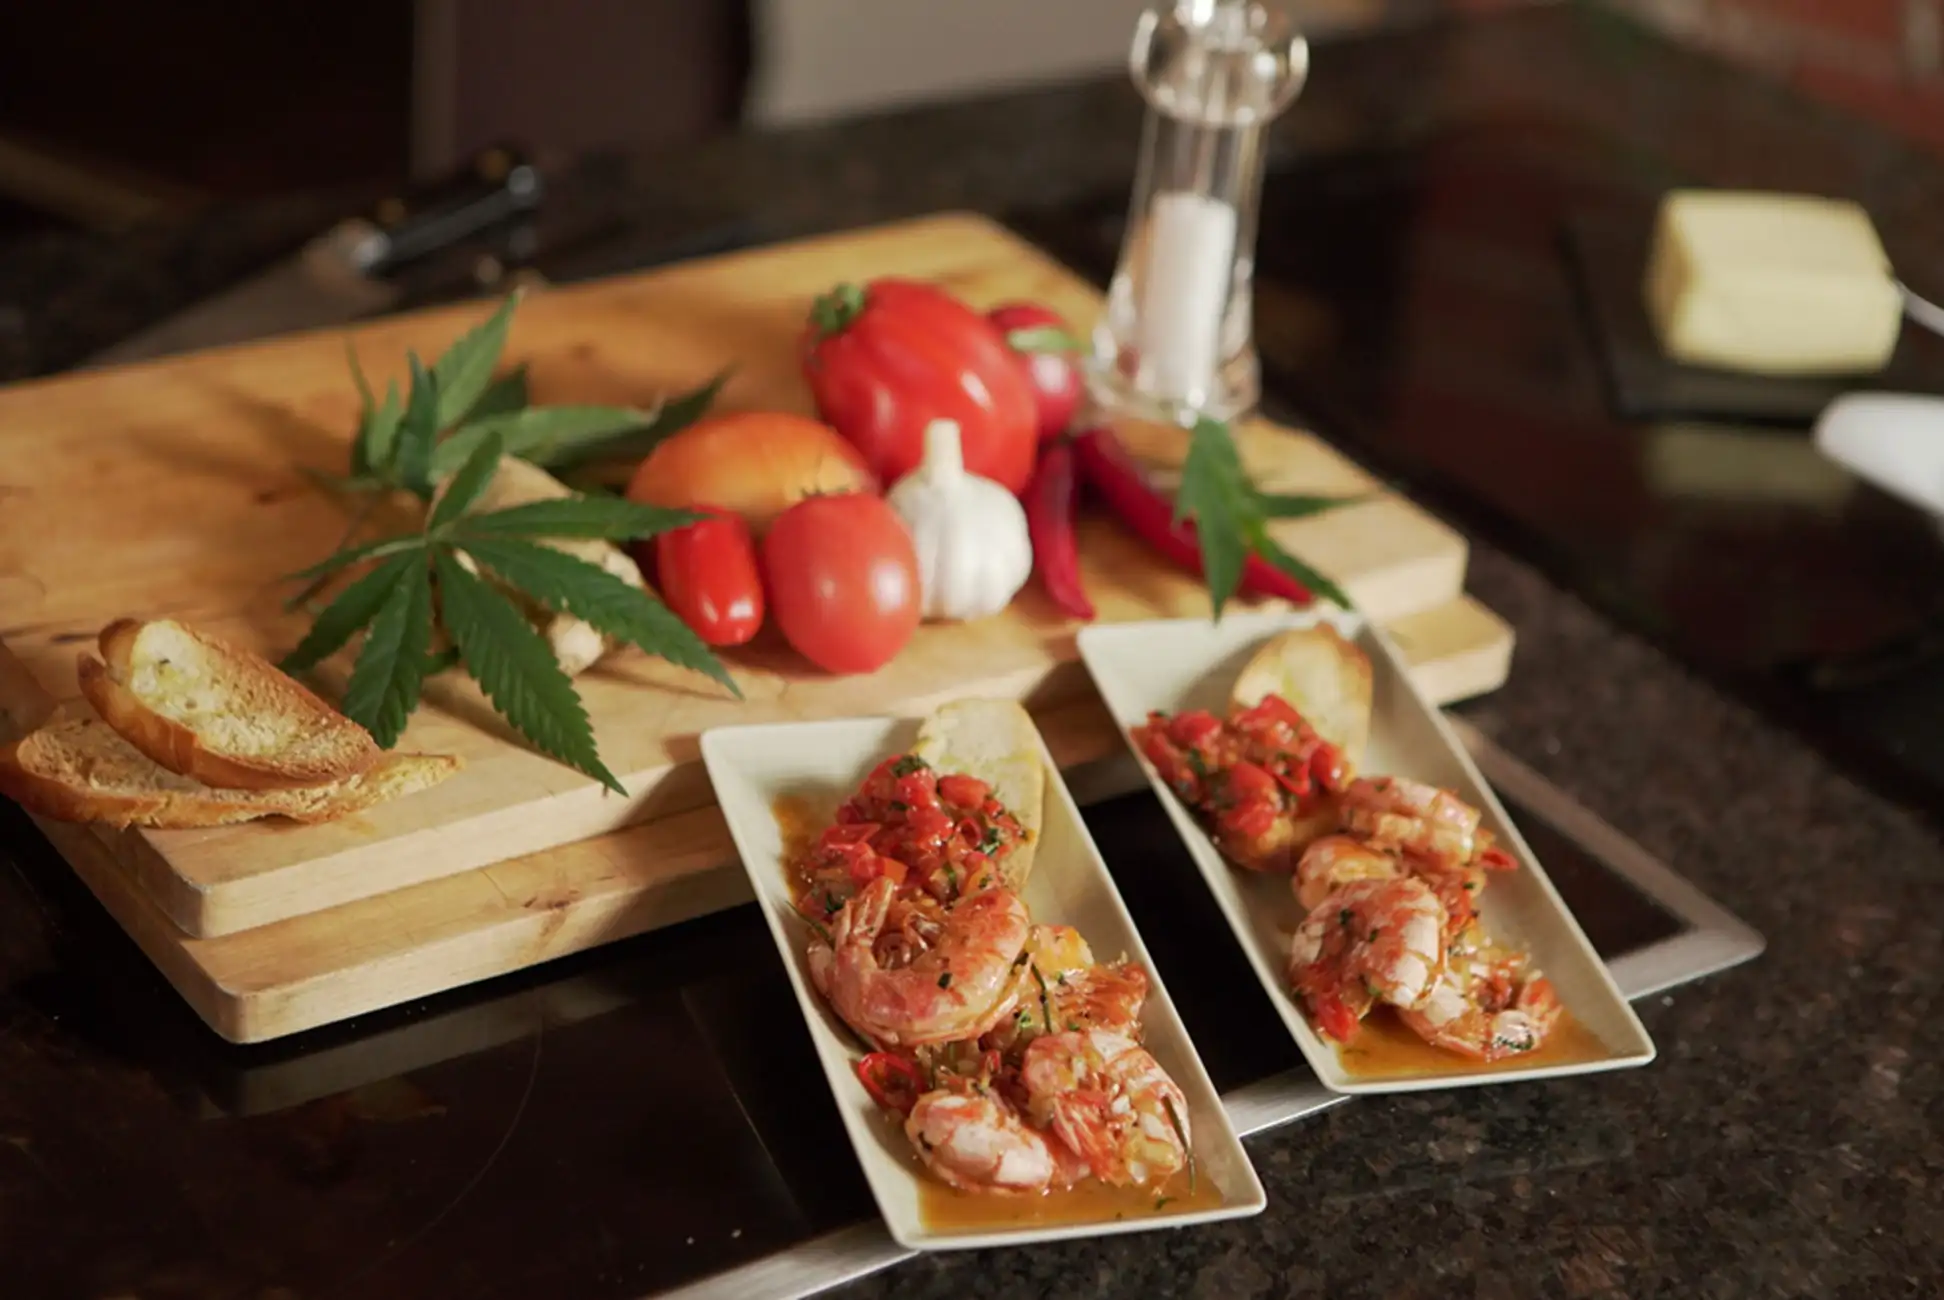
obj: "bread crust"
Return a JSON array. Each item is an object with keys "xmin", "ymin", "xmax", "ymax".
[
  {"xmin": 1229, "ymin": 624, "xmax": 1374, "ymax": 769},
  {"xmin": 0, "ymin": 715, "xmax": 459, "ymax": 830},
  {"xmin": 81, "ymin": 618, "xmax": 380, "ymax": 790},
  {"xmin": 913, "ymin": 698, "xmax": 1046, "ymax": 892}
]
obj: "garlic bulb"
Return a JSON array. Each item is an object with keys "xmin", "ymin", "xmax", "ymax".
[{"xmin": 887, "ymin": 420, "xmax": 1034, "ymax": 622}]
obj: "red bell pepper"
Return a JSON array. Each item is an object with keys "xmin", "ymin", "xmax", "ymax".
[{"xmin": 801, "ymin": 279, "xmax": 1040, "ymax": 494}]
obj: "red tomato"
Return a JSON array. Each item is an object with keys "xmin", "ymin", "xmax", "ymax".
[
  {"xmin": 761, "ymin": 493, "xmax": 921, "ymax": 674},
  {"xmin": 986, "ymin": 301, "xmax": 1085, "ymax": 442},
  {"xmin": 801, "ymin": 279, "xmax": 1040, "ymax": 494},
  {"xmin": 653, "ymin": 507, "xmax": 765, "ymax": 646}
]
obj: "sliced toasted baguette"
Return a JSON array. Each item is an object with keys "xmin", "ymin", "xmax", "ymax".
[
  {"xmin": 1229, "ymin": 624, "xmax": 1375, "ymax": 769},
  {"xmin": 0, "ymin": 707, "xmax": 458, "ymax": 830},
  {"xmin": 913, "ymin": 698, "xmax": 1046, "ymax": 891},
  {"xmin": 79, "ymin": 618, "xmax": 381, "ymax": 790}
]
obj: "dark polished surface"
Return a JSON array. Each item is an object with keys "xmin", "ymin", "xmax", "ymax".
[{"xmin": 2, "ymin": 7, "xmax": 1942, "ymax": 1299}]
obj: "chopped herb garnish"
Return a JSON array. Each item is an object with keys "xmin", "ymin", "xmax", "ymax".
[
  {"xmin": 980, "ymin": 824, "xmax": 1003, "ymax": 853},
  {"xmin": 890, "ymin": 755, "xmax": 927, "ymax": 777},
  {"xmin": 937, "ymin": 971, "xmax": 952, "ymax": 989},
  {"xmin": 791, "ymin": 900, "xmax": 834, "ymax": 946},
  {"xmin": 1030, "ymin": 961, "xmax": 1054, "ymax": 1033},
  {"xmin": 1338, "ymin": 908, "xmax": 1354, "ymax": 930},
  {"xmin": 888, "ymin": 799, "xmax": 908, "ymax": 813},
  {"xmin": 1155, "ymin": 1197, "xmax": 1173, "ymax": 1210}
]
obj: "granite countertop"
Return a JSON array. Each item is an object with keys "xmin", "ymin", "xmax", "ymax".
[{"xmin": 2, "ymin": 6, "xmax": 1941, "ymax": 1299}]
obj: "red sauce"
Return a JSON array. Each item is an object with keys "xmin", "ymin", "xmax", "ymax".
[
  {"xmin": 790, "ymin": 753, "xmax": 1029, "ymax": 923},
  {"xmin": 1132, "ymin": 694, "xmax": 1347, "ymax": 867}
]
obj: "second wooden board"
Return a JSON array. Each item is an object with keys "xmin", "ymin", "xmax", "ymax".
[{"xmin": 20, "ymin": 610, "xmax": 1509, "ymax": 1044}]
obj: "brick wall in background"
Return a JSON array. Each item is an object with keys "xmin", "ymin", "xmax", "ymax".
[{"xmin": 1601, "ymin": 0, "xmax": 1944, "ymax": 155}]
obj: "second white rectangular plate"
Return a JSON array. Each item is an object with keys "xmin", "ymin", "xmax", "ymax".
[
  {"xmin": 700, "ymin": 712, "xmax": 1266, "ymax": 1251},
  {"xmin": 1078, "ymin": 608, "xmax": 1656, "ymax": 1095}
]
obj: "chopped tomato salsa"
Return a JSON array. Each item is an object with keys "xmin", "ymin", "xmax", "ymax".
[
  {"xmin": 795, "ymin": 753, "xmax": 1028, "ymax": 918},
  {"xmin": 1132, "ymin": 694, "xmax": 1348, "ymax": 869}
]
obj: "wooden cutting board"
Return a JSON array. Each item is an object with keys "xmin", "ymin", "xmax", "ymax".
[
  {"xmin": 0, "ymin": 212, "xmax": 1514, "ymax": 1040},
  {"xmin": 0, "ymin": 213, "xmax": 1495, "ymax": 938}
]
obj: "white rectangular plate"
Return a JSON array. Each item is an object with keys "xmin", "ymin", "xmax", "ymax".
[
  {"xmin": 700, "ymin": 713, "xmax": 1267, "ymax": 1252},
  {"xmin": 1078, "ymin": 608, "xmax": 1657, "ymax": 1095}
]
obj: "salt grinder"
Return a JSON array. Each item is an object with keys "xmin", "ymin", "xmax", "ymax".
[{"xmin": 1089, "ymin": 0, "xmax": 1309, "ymax": 424}]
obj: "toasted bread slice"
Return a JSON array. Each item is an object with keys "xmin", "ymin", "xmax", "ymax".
[
  {"xmin": 79, "ymin": 618, "xmax": 381, "ymax": 790},
  {"xmin": 0, "ymin": 707, "xmax": 458, "ymax": 830},
  {"xmin": 913, "ymin": 698, "xmax": 1046, "ymax": 891},
  {"xmin": 1229, "ymin": 624, "xmax": 1375, "ymax": 769}
]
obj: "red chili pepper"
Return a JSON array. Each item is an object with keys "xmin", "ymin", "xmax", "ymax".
[
  {"xmin": 1071, "ymin": 425, "xmax": 1315, "ymax": 605},
  {"xmin": 856, "ymin": 1051, "xmax": 927, "ymax": 1114},
  {"xmin": 1023, "ymin": 441, "xmax": 1097, "ymax": 621}
]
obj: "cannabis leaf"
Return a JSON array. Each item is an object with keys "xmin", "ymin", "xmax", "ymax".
[
  {"xmin": 282, "ymin": 551, "xmax": 423, "ymax": 673},
  {"xmin": 292, "ymin": 294, "xmax": 740, "ymax": 785},
  {"xmin": 431, "ymin": 291, "xmax": 521, "ymax": 429},
  {"xmin": 431, "ymin": 406, "xmax": 651, "ymax": 478},
  {"xmin": 335, "ymin": 295, "xmax": 721, "ymax": 500},
  {"xmin": 461, "ymin": 365, "xmax": 530, "ymax": 424},
  {"xmin": 1176, "ymin": 417, "xmax": 1353, "ymax": 618},
  {"xmin": 460, "ymin": 537, "xmax": 737, "ymax": 695},
  {"xmin": 283, "ymin": 473, "xmax": 727, "ymax": 786},
  {"xmin": 433, "ymin": 549, "xmax": 623, "ymax": 793},
  {"xmin": 540, "ymin": 369, "xmax": 732, "ymax": 470},
  {"xmin": 340, "ymin": 556, "xmax": 434, "ymax": 748},
  {"xmin": 427, "ymin": 429, "xmax": 506, "ymax": 532},
  {"xmin": 455, "ymin": 496, "xmax": 700, "ymax": 541}
]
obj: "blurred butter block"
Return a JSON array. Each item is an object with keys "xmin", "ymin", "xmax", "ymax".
[{"xmin": 1644, "ymin": 191, "xmax": 1902, "ymax": 377}]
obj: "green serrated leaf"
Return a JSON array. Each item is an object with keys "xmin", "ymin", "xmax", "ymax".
[
  {"xmin": 393, "ymin": 353, "xmax": 441, "ymax": 498},
  {"xmin": 428, "ymin": 430, "xmax": 505, "ymax": 532},
  {"xmin": 458, "ymin": 537, "xmax": 739, "ymax": 697},
  {"xmin": 432, "ymin": 550, "xmax": 623, "ymax": 793},
  {"xmin": 282, "ymin": 533, "xmax": 429, "ymax": 593},
  {"xmin": 423, "ymin": 645, "xmax": 462, "ymax": 676},
  {"xmin": 456, "ymin": 496, "xmax": 703, "ymax": 541},
  {"xmin": 280, "ymin": 551, "xmax": 420, "ymax": 673},
  {"xmin": 460, "ymin": 364, "xmax": 529, "ymax": 425},
  {"xmin": 353, "ymin": 380, "xmax": 405, "ymax": 479},
  {"xmin": 1254, "ymin": 534, "xmax": 1351, "ymax": 609},
  {"xmin": 1177, "ymin": 419, "xmax": 1249, "ymax": 620},
  {"xmin": 431, "ymin": 293, "xmax": 521, "ymax": 430},
  {"xmin": 340, "ymin": 554, "xmax": 434, "ymax": 747},
  {"xmin": 534, "ymin": 370, "xmax": 730, "ymax": 470},
  {"xmin": 1258, "ymin": 491, "xmax": 1365, "ymax": 520},
  {"xmin": 431, "ymin": 406, "xmax": 649, "ymax": 479}
]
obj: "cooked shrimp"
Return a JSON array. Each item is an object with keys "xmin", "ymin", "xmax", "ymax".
[
  {"xmin": 905, "ymin": 1088, "xmax": 1086, "ymax": 1193},
  {"xmin": 809, "ymin": 875, "xmax": 1031, "ymax": 1047},
  {"xmin": 1019, "ymin": 1030, "xmax": 1191, "ymax": 1188},
  {"xmin": 1335, "ymin": 777, "xmax": 1518, "ymax": 933},
  {"xmin": 985, "ymin": 926, "xmax": 1150, "ymax": 1053},
  {"xmin": 1293, "ymin": 834, "xmax": 1400, "ymax": 911},
  {"xmin": 1288, "ymin": 876, "xmax": 1447, "ymax": 1042},
  {"xmin": 1337, "ymin": 776, "xmax": 1484, "ymax": 864},
  {"xmin": 1397, "ymin": 928, "xmax": 1562, "ymax": 1062}
]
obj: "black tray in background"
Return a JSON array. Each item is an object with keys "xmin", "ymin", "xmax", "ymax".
[{"xmin": 1560, "ymin": 210, "xmax": 1944, "ymax": 424}]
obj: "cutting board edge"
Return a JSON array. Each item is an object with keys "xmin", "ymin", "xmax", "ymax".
[{"xmin": 42, "ymin": 608, "xmax": 1513, "ymax": 1044}]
